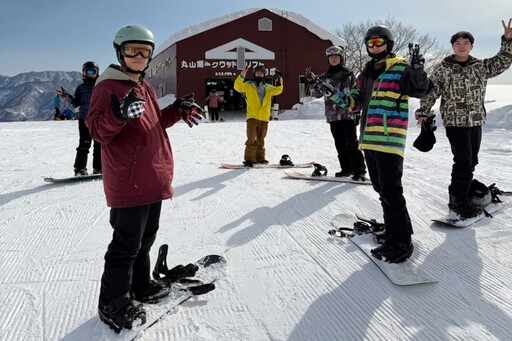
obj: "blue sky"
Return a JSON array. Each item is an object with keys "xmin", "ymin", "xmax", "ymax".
[{"xmin": 2, "ymin": 0, "xmax": 511, "ymax": 83}]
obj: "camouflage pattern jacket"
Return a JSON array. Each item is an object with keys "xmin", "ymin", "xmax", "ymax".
[
  {"xmin": 416, "ymin": 37, "xmax": 512, "ymax": 127},
  {"xmin": 311, "ymin": 67, "xmax": 356, "ymax": 122}
]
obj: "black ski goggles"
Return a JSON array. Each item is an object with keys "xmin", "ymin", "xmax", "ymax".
[
  {"xmin": 84, "ymin": 68, "xmax": 97, "ymax": 76},
  {"xmin": 121, "ymin": 44, "xmax": 153, "ymax": 59}
]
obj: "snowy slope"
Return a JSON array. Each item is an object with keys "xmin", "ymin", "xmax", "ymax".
[{"xmin": 1, "ymin": 86, "xmax": 512, "ymax": 340}]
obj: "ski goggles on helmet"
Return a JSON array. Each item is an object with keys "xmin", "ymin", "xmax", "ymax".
[
  {"xmin": 84, "ymin": 68, "xmax": 97, "ymax": 76},
  {"xmin": 121, "ymin": 44, "xmax": 153, "ymax": 59},
  {"xmin": 366, "ymin": 37, "xmax": 387, "ymax": 48},
  {"xmin": 326, "ymin": 46, "xmax": 343, "ymax": 56}
]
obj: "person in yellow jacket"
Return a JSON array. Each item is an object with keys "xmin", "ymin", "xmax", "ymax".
[{"xmin": 234, "ymin": 65, "xmax": 283, "ymax": 167}]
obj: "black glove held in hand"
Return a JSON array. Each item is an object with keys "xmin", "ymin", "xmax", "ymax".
[
  {"xmin": 111, "ymin": 88, "xmax": 146, "ymax": 121},
  {"xmin": 409, "ymin": 43, "xmax": 425, "ymax": 70},
  {"xmin": 173, "ymin": 93, "xmax": 203, "ymax": 127},
  {"xmin": 318, "ymin": 81, "xmax": 336, "ymax": 97}
]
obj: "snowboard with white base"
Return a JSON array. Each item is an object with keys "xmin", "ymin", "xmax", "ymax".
[
  {"xmin": 60, "ymin": 254, "xmax": 226, "ymax": 341},
  {"xmin": 44, "ymin": 173, "xmax": 102, "ymax": 183},
  {"xmin": 221, "ymin": 162, "xmax": 314, "ymax": 169},
  {"xmin": 331, "ymin": 213, "xmax": 437, "ymax": 286},
  {"xmin": 285, "ymin": 170, "xmax": 371, "ymax": 185}
]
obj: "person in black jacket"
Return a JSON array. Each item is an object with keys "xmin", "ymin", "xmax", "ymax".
[
  {"xmin": 307, "ymin": 45, "xmax": 366, "ymax": 180},
  {"xmin": 59, "ymin": 61, "xmax": 102, "ymax": 176}
]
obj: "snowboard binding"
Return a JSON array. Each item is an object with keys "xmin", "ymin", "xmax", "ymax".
[
  {"xmin": 311, "ymin": 163, "xmax": 328, "ymax": 177},
  {"xmin": 329, "ymin": 215, "xmax": 387, "ymax": 243},
  {"xmin": 153, "ymin": 244, "xmax": 216, "ymax": 295},
  {"xmin": 279, "ymin": 154, "xmax": 294, "ymax": 166},
  {"xmin": 153, "ymin": 244, "xmax": 200, "ymax": 284}
]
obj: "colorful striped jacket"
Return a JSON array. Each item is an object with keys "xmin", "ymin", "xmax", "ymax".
[{"xmin": 329, "ymin": 55, "xmax": 432, "ymax": 157}]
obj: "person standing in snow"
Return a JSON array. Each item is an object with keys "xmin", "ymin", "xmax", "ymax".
[
  {"xmin": 58, "ymin": 61, "xmax": 102, "ymax": 176},
  {"xmin": 317, "ymin": 25, "xmax": 433, "ymax": 263},
  {"xmin": 234, "ymin": 65, "xmax": 283, "ymax": 167},
  {"xmin": 206, "ymin": 89, "xmax": 224, "ymax": 122},
  {"xmin": 306, "ymin": 45, "xmax": 367, "ymax": 181},
  {"xmin": 86, "ymin": 24, "xmax": 203, "ymax": 333},
  {"xmin": 53, "ymin": 95, "xmax": 61, "ymax": 120},
  {"xmin": 415, "ymin": 19, "xmax": 512, "ymax": 219}
]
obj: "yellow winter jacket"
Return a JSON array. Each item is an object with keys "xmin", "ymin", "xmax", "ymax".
[{"xmin": 234, "ymin": 75, "xmax": 283, "ymax": 122}]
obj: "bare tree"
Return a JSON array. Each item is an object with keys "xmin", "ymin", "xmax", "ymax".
[{"xmin": 334, "ymin": 17, "xmax": 450, "ymax": 74}]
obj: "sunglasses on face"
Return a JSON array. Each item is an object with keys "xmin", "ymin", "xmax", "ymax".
[
  {"xmin": 121, "ymin": 44, "xmax": 153, "ymax": 59},
  {"xmin": 366, "ymin": 37, "xmax": 387, "ymax": 48},
  {"xmin": 84, "ymin": 69, "xmax": 97, "ymax": 76}
]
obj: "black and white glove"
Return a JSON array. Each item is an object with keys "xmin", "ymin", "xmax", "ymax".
[
  {"xmin": 111, "ymin": 88, "xmax": 146, "ymax": 121},
  {"xmin": 173, "ymin": 93, "xmax": 204, "ymax": 127},
  {"xmin": 409, "ymin": 43, "xmax": 425, "ymax": 70}
]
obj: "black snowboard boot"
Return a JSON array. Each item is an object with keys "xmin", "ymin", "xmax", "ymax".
[
  {"xmin": 74, "ymin": 168, "xmax": 88, "ymax": 176},
  {"xmin": 352, "ymin": 170, "xmax": 367, "ymax": 182},
  {"xmin": 335, "ymin": 170, "xmax": 353, "ymax": 177},
  {"xmin": 98, "ymin": 294, "xmax": 146, "ymax": 333},
  {"xmin": 371, "ymin": 240, "xmax": 413, "ymax": 263},
  {"xmin": 132, "ymin": 279, "xmax": 170, "ymax": 304},
  {"xmin": 243, "ymin": 160, "xmax": 254, "ymax": 167},
  {"xmin": 449, "ymin": 195, "xmax": 483, "ymax": 219}
]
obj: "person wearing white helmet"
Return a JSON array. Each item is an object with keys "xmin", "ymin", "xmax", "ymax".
[
  {"xmin": 306, "ymin": 45, "xmax": 366, "ymax": 181},
  {"xmin": 86, "ymin": 24, "xmax": 204, "ymax": 333}
]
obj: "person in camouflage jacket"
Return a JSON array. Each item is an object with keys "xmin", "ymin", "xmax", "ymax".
[
  {"xmin": 415, "ymin": 19, "xmax": 512, "ymax": 218},
  {"xmin": 308, "ymin": 45, "xmax": 366, "ymax": 180}
]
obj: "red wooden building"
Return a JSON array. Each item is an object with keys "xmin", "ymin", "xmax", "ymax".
[{"xmin": 147, "ymin": 8, "xmax": 346, "ymax": 111}]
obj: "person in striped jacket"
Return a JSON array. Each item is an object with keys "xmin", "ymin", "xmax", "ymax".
[{"xmin": 317, "ymin": 25, "xmax": 432, "ymax": 263}]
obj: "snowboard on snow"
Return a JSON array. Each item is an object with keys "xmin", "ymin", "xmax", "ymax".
[
  {"xmin": 60, "ymin": 253, "xmax": 226, "ymax": 341},
  {"xmin": 221, "ymin": 162, "xmax": 314, "ymax": 169},
  {"xmin": 433, "ymin": 185, "xmax": 511, "ymax": 228},
  {"xmin": 44, "ymin": 173, "xmax": 102, "ymax": 184},
  {"xmin": 432, "ymin": 202, "xmax": 506, "ymax": 228},
  {"xmin": 330, "ymin": 213, "xmax": 437, "ymax": 286},
  {"xmin": 284, "ymin": 170, "xmax": 371, "ymax": 185}
]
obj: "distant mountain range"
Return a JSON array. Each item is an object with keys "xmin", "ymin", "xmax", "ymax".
[{"xmin": 0, "ymin": 71, "xmax": 81, "ymax": 121}]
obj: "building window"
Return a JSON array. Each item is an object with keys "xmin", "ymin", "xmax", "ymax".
[
  {"xmin": 258, "ymin": 18, "xmax": 272, "ymax": 31},
  {"xmin": 157, "ymin": 83, "xmax": 166, "ymax": 98}
]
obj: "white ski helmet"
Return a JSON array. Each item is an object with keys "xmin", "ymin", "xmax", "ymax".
[{"xmin": 113, "ymin": 25, "xmax": 155, "ymax": 65}]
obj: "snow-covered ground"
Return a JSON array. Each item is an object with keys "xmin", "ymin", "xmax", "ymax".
[{"xmin": 1, "ymin": 85, "xmax": 512, "ymax": 341}]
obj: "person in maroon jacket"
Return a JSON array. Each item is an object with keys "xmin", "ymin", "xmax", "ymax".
[{"xmin": 86, "ymin": 24, "xmax": 202, "ymax": 333}]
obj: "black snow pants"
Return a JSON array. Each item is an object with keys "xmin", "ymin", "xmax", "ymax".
[
  {"xmin": 364, "ymin": 150, "xmax": 413, "ymax": 244},
  {"xmin": 329, "ymin": 120, "xmax": 366, "ymax": 174},
  {"xmin": 99, "ymin": 202, "xmax": 162, "ymax": 304},
  {"xmin": 74, "ymin": 119, "xmax": 101, "ymax": 172},
  {"xmin": 445, "ymin": 126, "xmax": 482, "ymax": 199}
]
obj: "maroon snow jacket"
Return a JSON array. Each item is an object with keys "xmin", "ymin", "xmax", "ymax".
[{"xmin": 86, "ymin": 65, "xmax": 182, "ymax": 208}]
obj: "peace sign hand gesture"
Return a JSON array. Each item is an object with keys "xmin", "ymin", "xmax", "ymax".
[{"xmin": 502, "ymin": 18, "xmax": 512, "ymax": 40}]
